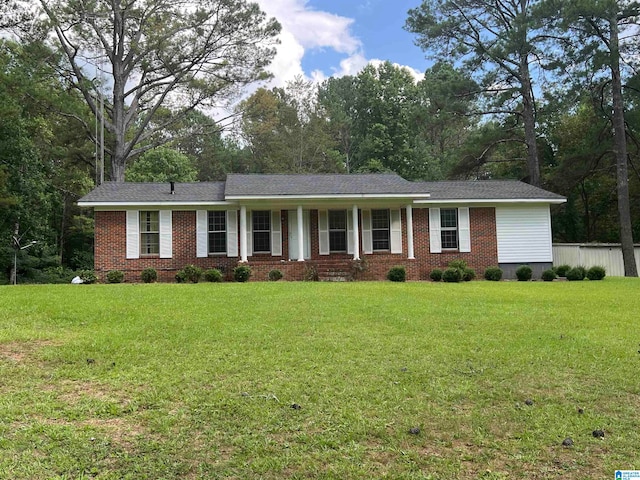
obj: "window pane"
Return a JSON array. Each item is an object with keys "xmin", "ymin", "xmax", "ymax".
[
  {"xmin": 329, "ymin": 210, "xmax": 347, "ymax": 251},
  {"xmin": 141, "ymin": 233, "xmax": 159, "ymax": 254},
  {"xmin": 329, "ymin": 210, "xmax": 346, "ymax": 230},
  {"xmin": 208, "ymin": 211, "xmax": 226, "ymax": 232},
  {"xmin": 140, "ymin": 211, "xmax": 159, "ymax": 233},
  {"xmin": 253, "ymin": 231, "xmax": 270, "ymax": 253},
  {"xmin": 208, "ymin": 232, "xmax": 226, "ymax": 254},
  {"xmin": 329, "ymin": 231, "xmax": 347, "ymax": 252},
  {"xmin": 372, "ymin": 230, "xmax": 390, "ymax": 250},
  {"xmin": 371, "ymin": 209, "xmax": 389, "ymax": 230},
  {"xmin": 441, "ymin": 230, "xmax": 458, "ymax": 249},
  {"xmin": 440, "ymin": 209, "xmax": 457, "ymax": 228},
  {"xmin": 253, "ymin": 211, "xmax": 270, "ymax": 231}
]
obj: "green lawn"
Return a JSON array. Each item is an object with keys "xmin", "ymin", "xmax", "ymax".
[{"xmin": 1, "ymin": 279, "xmax": 639, "ymax": 479}]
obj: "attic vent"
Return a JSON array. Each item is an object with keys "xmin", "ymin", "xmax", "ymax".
[{"xmin": 170, "ymin": 181, "xmax": 175, "ymax": 194}]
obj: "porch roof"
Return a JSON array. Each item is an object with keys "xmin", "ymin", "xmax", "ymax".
[{"xmin": 224, "ymin": 173, "xmax": 431, "ymax": 199}]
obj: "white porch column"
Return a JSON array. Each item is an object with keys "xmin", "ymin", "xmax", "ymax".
[
  {"xmin": 240, "ymin": 205, "xmax": 248, "ymax": 262},
  {"xmin": 352, "ymin": 204, "xmax": 360, "ymax": 260},
  {"xmin": 406, "ymin": 204, "xmax": 415, "ymax": 259},
  {"xmin": 297, "ymin": 205, "xmax": 305, "ymax": 261}
]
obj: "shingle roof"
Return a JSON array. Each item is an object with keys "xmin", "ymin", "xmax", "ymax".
[
  {"xmin": 225, "ymin": 173, "xmax": 429, "ymax": 196},
  {"xmin": 78, "ymin": 181, "xmax": 225, "ymax": 203},
  {"xmin": 77, "ymin": 175, "xmax": 566, "ymax": 205},
  {"xmin": 414, "ymin": 180, "xmax": 566, "ymax": 201}
]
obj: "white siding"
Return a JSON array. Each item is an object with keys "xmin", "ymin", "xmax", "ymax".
[{"xmin": 496, "ymin": 205, "xmax": 552, "ymax": 263}]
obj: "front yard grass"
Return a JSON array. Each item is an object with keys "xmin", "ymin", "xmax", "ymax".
[{"xmin": 1, "ymin": 278, "xmax": 639, "ymax": 479}]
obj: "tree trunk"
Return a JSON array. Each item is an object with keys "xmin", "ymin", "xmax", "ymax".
[
  {"xmin": 609, "ymin": 17, "xmax": 638, "ymax": 276},
  {"xmin": 520, "ymin": 56, "xmax": 541, "ymax": 187}
]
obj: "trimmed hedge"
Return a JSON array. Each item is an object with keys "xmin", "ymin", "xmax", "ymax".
[
  {"xmin": 484, "ymin": 266, "xmax": 503, "ymax": 281},
  {"xmin": 586, "ymin": 266, "xmax": 606, "ymax": 281},
  {"xmin": 516, "ymin": 265, "xmax": 533, "ymax": 281},
  {"xmin": 106, "ymin": 270, "xmax": 124, "ymax": 284},
  {"xmin": 387, "ymin": 266, "xmax": 406, "ymax": 282},
  {"xmin": 141, "ymin": 268, "xmax": 157, "ymax": 283}
]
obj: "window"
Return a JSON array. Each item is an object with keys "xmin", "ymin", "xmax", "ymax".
[
  {"xmin": 440, "ymin": 208, "xmax": 458, "ymax": 249},
  {"xmin": 208, "ymin": 211, "xmax": 226, "ymax": 254},
  {"xmin": 329, "ymin": 210, "xmax": 347, "ymax": 252},
  {"xmin": 140, "ymin": 211, "xmax": 159, "ymax": 255},
  {"xmin": 252, "ymin": 211, "xmax": 271, "ymax": 253},
  {"xmin": 371, "ymin": 209, "xmax": 390, "ymax": 251}
]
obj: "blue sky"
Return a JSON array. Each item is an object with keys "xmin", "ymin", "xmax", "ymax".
[{"xmin": 254, "ymin": 0, "xmax": 429, "ymax": 86}]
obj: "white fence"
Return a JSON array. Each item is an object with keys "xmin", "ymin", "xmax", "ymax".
[{"xmin": 553, "ymin": 243, "xmax": 640, "ymax": 277}]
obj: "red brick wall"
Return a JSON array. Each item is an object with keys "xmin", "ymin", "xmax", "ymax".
[{"xmin": 93, "ymin": 207, "xmax": 499, "ymax": 282}]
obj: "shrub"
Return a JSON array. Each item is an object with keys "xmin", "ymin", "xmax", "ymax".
[
  {"xmin": 429, "ymin": 269, "xmax": 443, "ymax": 282},
  {"xmin": 553, "ymin": 264, "xmax": 571, "ymax": 277},
  {"xmin": 106, "ymin": 270, "xmax": 125, "ymax": 284},
  {"xmin": 141, "ymin": 268, "xmax": 157, "ymax": 283},
  {"xmin": 565, "ymin": 267, "xmax": 586, "ymax": 281},
  {"xmin": 180, "ymin": 264, "xmax": 203, "ymax": 283},
  {"xmin": 78, "ymin": 270, "xmax": 97, "ymax": 284},
  {"xmin": 484, "ymin": 266, "xmax": 503, "ymax": 281},
  {"xmin": 387, "ymin": 266, "xmax": 406, "ymax": 282},
  {"xmin": 448, "ymin": 259, "xmax": 467, "ymax": 271},
  {"xmin": 268, "ymin": 269, "xmax": 283, "ymax": 281},
  {"xmin": 516, "ymin": 265, "xmax": 533, "ymax": 281},
  {"xmin": 586, "ymin": 265, "xmax": 606, "ymax": 281},
  {"xmin": 204, "ymin": 268, "xmax": 223, "ymax": 282},
  {"xmin": 442, "ymin": 267, "xmax": 462, "ymax": 283},
  {"xmin": 462, "ymin": 268, "xmax": 476, "ymax": 282},
  {"xmin": 175, "ymin": 270, "xmax": 187, "ymax": 283},
  {"xmin": 541, "ymin": 269, "xmax": 557, "ymax": 282},
  {"xmin": 234, "ymin": 265, "xmax": 252, "ymax": 283}
]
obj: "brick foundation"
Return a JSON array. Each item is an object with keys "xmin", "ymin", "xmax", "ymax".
[{"xmin": 94, "ymin": 207, "xmax": 499, "ymax": 282}]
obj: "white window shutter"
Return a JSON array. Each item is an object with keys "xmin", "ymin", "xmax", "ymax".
[
  {"xmin": 390, "ymin": 209, "xmax": 403, "ymax": 254},
  {"xmin": 347, "ymin": 210, "xmax": 354, "ymax": 254},
  {"xmin": 429, "ymin": 208, "xmax": 442, "ymax": 253},
  {"xmin": 126, "ymin": 210, "xmax": 139, "ymax": 259},
  {"xmin": 458, "ymin": 207, "xmax": 471, "ymax": 252},
  {"xmin": 159, "ymin": 210, "xmax": 172, "ymax": 258},
  {"xmin": 318, "ymin": 210, "xmax": 329, "ymax": 255},
  {"xmin": 246, "ymin": 210, "xmax": 253, "ymax": 256},
  {"xmin": 196, "ymin": 210, "xmax": 208, "ymax": 258},
  {"xmin": 271, "ymin": 210, "xmax": 282, "ymax": 256},
  {"xmin": 361, "ymin": 209, "xmax": 373, "ymax": 254},
  {"xmin": 226, "ymin": 210, "xmax": 238, "ymax": 257}
]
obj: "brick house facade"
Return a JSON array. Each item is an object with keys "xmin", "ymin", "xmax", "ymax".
[{"xmin": 79, "ymin": 174, "xmax": 566, "ymax": 282}]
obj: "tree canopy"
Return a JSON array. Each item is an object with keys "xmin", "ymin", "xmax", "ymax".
[{"xmin": 31, "ymin": 0, "xmax": 281, "ymax": 182}]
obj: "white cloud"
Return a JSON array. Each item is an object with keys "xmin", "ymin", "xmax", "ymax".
[
  {"xmin": 254, "ymin": 0, "xmax": 424, "ymax": 87},
  {"xmin": 255, "ymin": 0, "xmax": 363, "ymax": 86}
]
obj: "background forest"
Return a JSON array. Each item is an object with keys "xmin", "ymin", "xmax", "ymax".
[{"xmin": 1, "ymin": 0, "xmax": 639, "ymax": 283}]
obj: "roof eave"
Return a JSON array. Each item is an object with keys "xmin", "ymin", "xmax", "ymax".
[
  {"xmin": 77, "ymin": 201, "xmax": 232, "ymax": 208},
  {"xmin": 413, "ymin": 198, "xmax": 567, "ymax": 205}
]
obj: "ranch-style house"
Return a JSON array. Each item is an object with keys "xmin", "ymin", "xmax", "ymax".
[{"xmin": 77, "ymin": 173, "xmax": 566, "ymax": 282}]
